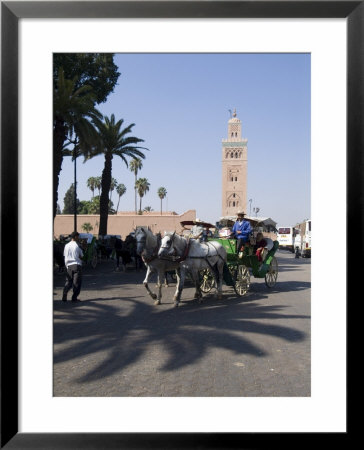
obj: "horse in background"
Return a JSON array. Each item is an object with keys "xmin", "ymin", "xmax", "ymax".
[
  {"xmin": 158, "ymin": 232, "xmax": 227, "ymax": 307},
  {"xmin": 135, "ymin": 227, "xmax": 180, "ymax": 305}
]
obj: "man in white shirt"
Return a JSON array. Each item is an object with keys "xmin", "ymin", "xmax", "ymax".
[{"xmin": 62, "ymin": 231, "xmax": 84, "ymax": 302}]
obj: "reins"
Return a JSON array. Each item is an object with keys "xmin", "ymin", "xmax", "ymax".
[{"xmin": 175, "ymin": 237, "xmax": 191, "ymax": 263}]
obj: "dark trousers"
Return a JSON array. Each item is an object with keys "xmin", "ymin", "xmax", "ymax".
[
  {"xmin": 63, "ymin": 264, "xmax": 82, "ymax": 300},
  {"xmin": 236, "ymin": 238, "xmax": 248, "ymax": 253}
]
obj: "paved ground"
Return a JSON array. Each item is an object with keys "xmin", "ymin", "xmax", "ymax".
[{"xmin": 53, "ymin": 250, "xmax": 310, "ymax": 397}]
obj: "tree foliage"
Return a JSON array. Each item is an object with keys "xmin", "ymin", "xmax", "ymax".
[
  {"xmin": 109, "ymin": 177, "xmax": 118, "ymax": 201},
  {"xmin": 81, "ymin": 222, "xmax": 93, "ymax": 233},
  {"xmin": 63, "ymin": 184, "xmax": 80, "ymax": 214},
  {"xmin": 78, "ymin": 196, "xmax": 114, "ymax": 214},
  {"xmin": 135, "ymin": 177, "xmax": 150, "ymax": 213},
  {"xmin": 53, "ymin": 53, "xmax": 120, "ymax": 220},
  {"xmin": 53, "ymin": 53, "xmax": 120, "ymax": 104},
  {"xmin": 95, "ymin": 176, "xmax": 102, "ymax": 195},
  {"xmin": 87, "ymin": 176, "xmax": 98, "ymax": 198},
  {"xmin": 130, "ymin": 158, "xmax": 143, "ymax": 214},
  {"xmin": 157, "ymin": 187, "xmax": 167, "ymax": 215},
  {"xmin": 116, "ymin": 183, "xmax": 127, "ymax": 213}
]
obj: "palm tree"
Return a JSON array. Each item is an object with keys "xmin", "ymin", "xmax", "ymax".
[
  {"xmin": 87, "ymin": 176, "xmax": 97, "ymax": 198},
  {"xmin": 143, "ymin": 206, "xmax": 153, "ymax": 212},
  {"xmin": 95, "ymin": 176, "xmax": 102, "ymax": 196},
  {"xmin": 135, "ymin": 177, "xmax": 150, "ymax": 213},
  {"xmin": 157, "ymin": 187, "xmax": 167, "ymax": 215},
  {"xmin": 89, "ymin": 114, "xmax": 147, "ymax": 235},
  {"xmin": 116, "ymin": 183, "xmax": 126, "ymax": 213},
  {"xmin": 129, "ymin": 158, "xmax": 143, "ymax": 214},
  {"xmin": 53, "ymin": 68, "xmax": 102, "ymax": 220},
  {"xmin": 81, "ymin": 222, "xmax": 93, "ymax": 233},
  {"xmin": 109, "ymin": 177, "xmax": 117, "ymax": 202}
]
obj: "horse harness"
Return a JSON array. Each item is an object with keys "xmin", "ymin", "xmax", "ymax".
[{"xmin": 165, "ymin": 234, "xmax": 225, "ymax": 270}]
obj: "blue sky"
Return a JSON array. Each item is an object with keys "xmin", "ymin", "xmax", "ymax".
[{"xmin": 58, "ymin": 53, "xmax": 310, "ymax": 228}]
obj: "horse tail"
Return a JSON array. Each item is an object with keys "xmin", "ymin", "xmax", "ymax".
[
  {"xmin": 216, "ymin": 245, "xmax": 227, "ymax": 265},
  {"xmin": 213, "ymin": 262, "xmax": 220, "ymax": 284}
]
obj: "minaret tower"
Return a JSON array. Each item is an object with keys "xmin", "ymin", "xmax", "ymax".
[{"xmin": 221, "ymin": 109, "xmax": 248, "ymax": 217}]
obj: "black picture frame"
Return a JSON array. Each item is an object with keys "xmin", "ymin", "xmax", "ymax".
[{"xmin": 1, "ymin": 1, "xmax": 358, "ymax": 448}]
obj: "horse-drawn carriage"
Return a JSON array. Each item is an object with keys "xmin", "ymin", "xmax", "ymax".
[
  {"xmin": 199, "ymin": 217, "xmax": 279, "ymax": 296},
  {"xmin": 135, "ymin": 216, "xmax": 279, "ymax": 307}
]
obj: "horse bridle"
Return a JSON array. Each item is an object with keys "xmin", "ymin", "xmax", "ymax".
[
  {"xmin": 160, "ymin": 232, "xmax": 177, "ymax": 255},
  {"xmin": 160, "ymin": 233, "xmax": 192, "ymax": 263},
  {"xmin": 135, "ymin": 231, "xmax": 146, "ymax": 248},
  {"xmin": 136, "ymin": 230, "xmax": 160, "ymax": 262}
]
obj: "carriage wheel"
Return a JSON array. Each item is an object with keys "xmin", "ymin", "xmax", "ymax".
[
  {"xmin": 265, "ymin": 256, "xmax": 278, "ymax": 287},
  {"xmin": 199, "ymin": 269, "xmax": 215, "ymax": 293},
  {"xmin": 234, "ymin": 265, "xmax": 250, "ymax": 296},
  {"xmin": 91, "ymin": 248, "xmax": 98, "ymax": 269}
]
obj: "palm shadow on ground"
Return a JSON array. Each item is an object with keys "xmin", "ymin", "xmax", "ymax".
[{"xmin": 54, "ymin": 288, "xmax": 309, "ymax": 384}]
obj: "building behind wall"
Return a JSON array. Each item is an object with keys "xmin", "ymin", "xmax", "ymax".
[{"xmin": 221, "ymin": 109, "xmax": 248, "ymax": 217}]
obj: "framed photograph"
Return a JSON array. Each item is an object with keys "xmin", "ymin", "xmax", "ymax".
[{"xmin": 2, "ymin": 1, "xmax": 359, "ymax": 448}]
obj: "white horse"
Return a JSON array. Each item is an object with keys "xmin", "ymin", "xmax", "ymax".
[
  {"xmin": 158, "ymin": 232, "xmax": 227, "ymax": 307},
  {"xmin": 135, "ymin": 227, "xmax": 180, "ymax": 305}
]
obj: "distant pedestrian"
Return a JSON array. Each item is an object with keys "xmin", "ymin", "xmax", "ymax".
[
  {"xmin": 62, "ymin": 231, "xmax": 84, "ymax": 302},
  {"xmin": 295, "ymin": 246, "xmax": 300, "ymax": 258}
]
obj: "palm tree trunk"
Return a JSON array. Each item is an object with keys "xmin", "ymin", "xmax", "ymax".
[
  {"xmin": 99, "ymin": 154, "xmax": 112, "ymax": 235},
  {"xmin": 116, "ymin": 196, "xmax": 120, "ymax": 213},
  {"xmin": 134, "ymin": 173, "xmax": 137, "ymax": 214},
  {"xmin": 160, "ymin": 198, "xmax": 162, "ymax": 215},
  {"xmin": 73, "ymin": 152, "xmax": 77, "ymax": 232},
  {"xmin": 53, "ymin": 119, "xmax": 66, "ymax": 220}
]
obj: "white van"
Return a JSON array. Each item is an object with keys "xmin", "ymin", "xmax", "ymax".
[
  {"xmin": 294, "ymin": 220, "xmax": 311, "ymax": 258},
  {"xmin": 301, "ymin": 220, "xmax": 311, "ymax": 258},
  {"xmin": 277, "ymin": 227, "xmax": 296, "ymax": 252}
]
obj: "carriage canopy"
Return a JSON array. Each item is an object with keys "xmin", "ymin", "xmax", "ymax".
[
  {"xmin": 180, "ymin": 220, "xmax": 216, "ymax": 230},
  {"xmin": 218, "ymin": 216, "xmax": 277, "ymax": 233}
]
